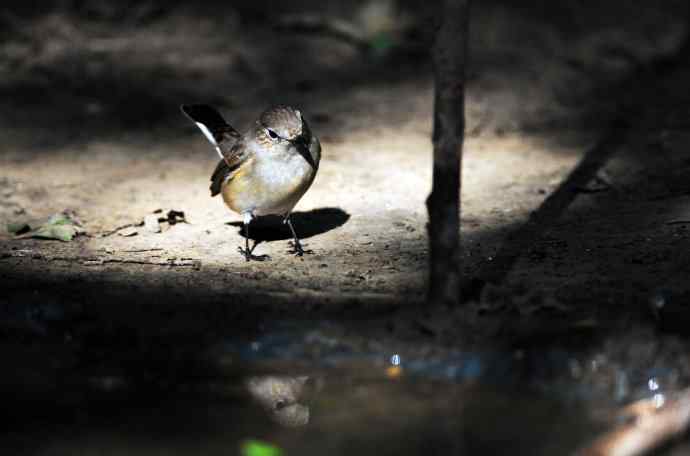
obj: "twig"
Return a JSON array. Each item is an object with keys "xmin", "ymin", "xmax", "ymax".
[
  {"xmin": 99, "ymin": 210, "xmax": 187, "ymax": 237},
  {"xmin": 575, "ymin": 388, "xmax": 690, "ymax": 456},
  {"xmin": 119, "ymin": 248, "xmax": 165, "ymax": 253},
  {"xmin": 99, "ymin": 222, "xmax": 143, "ymax": 237},
  {"xmin": 0, "ymin": 251, "xmax": 200, "ymax": 268},
  {"xmin": 84, "ymin": 257, "xmax": 200, "ymax": 268}
]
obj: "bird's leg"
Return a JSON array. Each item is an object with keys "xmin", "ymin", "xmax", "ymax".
[
  {"xmin": 284, "ymin": 214, "xmax": 312, "ymax": 256},
  {"xmin": 238, "ymin": 212, "xmax": 270, "ymax": 261},
  {"xmin": 244, "ymin": 214, "xmax": 250, "ymax": 259}
]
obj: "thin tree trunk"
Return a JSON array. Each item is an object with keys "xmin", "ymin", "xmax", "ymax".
[{"xmin": 427, "ymin": 0, "xmax": 470, "ymax": 307}]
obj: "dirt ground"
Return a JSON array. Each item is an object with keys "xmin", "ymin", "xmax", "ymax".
[{"xmin": 2, "ymin": 1, "xmax": 689, "ymax": 328}]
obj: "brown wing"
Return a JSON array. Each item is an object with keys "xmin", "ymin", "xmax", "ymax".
[{"xmin": 210, "ymin": 140, "xmax": 249, "ymax": 197}]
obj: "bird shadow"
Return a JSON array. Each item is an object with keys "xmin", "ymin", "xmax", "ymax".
[{"xmin": 226, "ymin": 207, "xmax": 350, "ymax": 243}]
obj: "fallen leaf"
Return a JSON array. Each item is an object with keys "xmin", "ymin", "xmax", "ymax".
[
  {"xmin": 241, "ymin": 439, "xmax": 283, "ymax": 456},
  {"xmin": 32, "ymin": 223, "xmax": 82, "ymax": 241},
  {"xmin": 46, "ymin": 212, "xmax": 78, "ymax": 226},
  {"xmin": 7, "ymin": 221, "xmax": 30, "ymax": 235},
  {"xmin": 11, "ymin": 211, "xmax": 85, "ymax": 241}
]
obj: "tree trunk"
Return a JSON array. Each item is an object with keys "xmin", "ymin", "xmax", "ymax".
[{"xmin": 426, "ymin": 0, "xmax": 470, "ymax": 307}]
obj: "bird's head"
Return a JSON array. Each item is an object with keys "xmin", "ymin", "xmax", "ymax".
[{"xmin": 256, "ymin": 105, "xmax": 311, "ymax": 150}]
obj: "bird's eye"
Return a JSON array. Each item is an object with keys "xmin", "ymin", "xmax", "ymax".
[{"xmin": 267, "ymin": 129, "xmax": 279, "ymax": 139}]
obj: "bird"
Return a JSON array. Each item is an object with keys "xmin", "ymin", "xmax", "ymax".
[
  {"xmin": 181, "ymin": 104, "xmax": 321, "ymax": 261},
  {"xmin": 246, "ymin": 375, "xmax": 311, "ymax": 427}
]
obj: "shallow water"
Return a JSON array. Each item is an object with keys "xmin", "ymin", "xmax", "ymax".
[{"xmin": 4, "ymin": 314, "xmax": 687, "ymax": 456}]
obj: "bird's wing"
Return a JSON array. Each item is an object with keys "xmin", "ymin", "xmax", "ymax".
[{"xmin": 209, "ymin": 141, "xmax": 250, "ymax": 197}]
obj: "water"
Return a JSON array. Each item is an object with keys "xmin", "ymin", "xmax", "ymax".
[{"xmin": 2, "ymin": 315, "xmax": 688, "ymax": 455}]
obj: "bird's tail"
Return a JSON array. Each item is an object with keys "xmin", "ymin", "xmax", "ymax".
[{"xmin": 180, "ymin": 104, "xmax": 241, "ymax": 151}]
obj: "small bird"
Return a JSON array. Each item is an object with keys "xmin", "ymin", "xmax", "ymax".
[
  {"xmin": 181, "ymin": 104, "xmax": 321, "ymax": 261},
  {"xmin": 246, "ymin": 375, "xmax": 311, "ymax": 427}
]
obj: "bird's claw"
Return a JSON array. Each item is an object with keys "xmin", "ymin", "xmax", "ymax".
[
  {"xmin": 237, "ymin": 246, "xmax": 271, "ymax": 262},
  {"xmin": 287, "ymin": 241, "xmax": 313, "ymax": 257}
]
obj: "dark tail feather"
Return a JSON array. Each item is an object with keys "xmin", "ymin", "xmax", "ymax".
[{"xmin": 180, "ymin": 104, "xmax": 240, "ymax": 144}]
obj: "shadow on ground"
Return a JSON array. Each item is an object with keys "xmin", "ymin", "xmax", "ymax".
[{"xmin": 226, "ymin": 207, "xmax": 350, "ymax": 243}]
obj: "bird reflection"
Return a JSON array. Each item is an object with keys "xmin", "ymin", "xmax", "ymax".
[{"xmin": 246, "ymin": 375, "xmax": 312, "ymax": 427}]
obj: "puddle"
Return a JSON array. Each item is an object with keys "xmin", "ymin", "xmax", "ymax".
[
  {"xmin": 1, "ymin": 317, "xmax": 688, "ymax": 455},
  {"xmin": 219, "ymin": 321, "xmax": 686, "ymax": 404}
]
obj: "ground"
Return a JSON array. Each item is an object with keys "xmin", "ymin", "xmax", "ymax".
[{"xmin": 3, "ymin": 1, "xmax": 690, "ymax": 455}]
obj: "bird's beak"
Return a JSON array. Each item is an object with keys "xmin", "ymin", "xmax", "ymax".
[
  {"xmin": 293, "ymin": 135, "xmax": 309, "ymax": 152},
  {"xmin": 292, "ymin": 135, "xmax": 316, "ymax": 169}
]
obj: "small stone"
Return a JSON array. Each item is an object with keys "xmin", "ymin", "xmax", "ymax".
[{"xmin": 144, "ymin": 214, "xmax": 161, "ymax": 233}]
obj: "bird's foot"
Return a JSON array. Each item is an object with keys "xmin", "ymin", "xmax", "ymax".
[
  {"xmin": 237, "ymin": 246, "xmax": 271, "ymax": 262},
  {"xmin": 287, "ymin": 240, "xmax": 313, "ymax": 257}
]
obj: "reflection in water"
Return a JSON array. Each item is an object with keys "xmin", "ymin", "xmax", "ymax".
[
  {"xmin": 246, "ymin": 375, "xmax": 311, "ymax": 427},
  {"xmin": 3, "ymin": 314, "xmax": 687, "ymax": 455}
]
